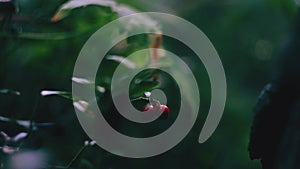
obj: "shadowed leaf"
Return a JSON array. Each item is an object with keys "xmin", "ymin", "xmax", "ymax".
[{"xmin": 0, "ymin": 89, "xmax": 20, "ymax": 96}]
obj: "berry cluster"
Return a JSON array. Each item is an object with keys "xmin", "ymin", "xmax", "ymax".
[{"xmin": 143, "ymin": 104, "xmax": 170, "ymax": 119}]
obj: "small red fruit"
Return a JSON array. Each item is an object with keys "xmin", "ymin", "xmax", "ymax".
[
  {"xmin": 143, "ymin": 104, "xmax": 154, "ymax": 112},
  {"xmin": 142, "ymin": 104, "xmax": 170, "ymax": 119},
  {"xmin": 159, "ymin": 105, "xmax": 170, "ymax": 114},
  {"xmin": 159, "ymin": 105, "xmax": 170, "ymax": 119}
]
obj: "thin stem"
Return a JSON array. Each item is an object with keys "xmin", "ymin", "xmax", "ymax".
[
  {"xmin": 130, "ymin": 97, "xmax": 161, "ymax": 107},
  {"xmin": 66, "ymin": 145, "xmax": 88, "ymax": 169},
  {"xmin": 130, "ymin": 97, "xmax": 149, "ymax": 102},
  {"xmin": 29, "ymin": 94, "xmax": 40, "ymax": 132}
]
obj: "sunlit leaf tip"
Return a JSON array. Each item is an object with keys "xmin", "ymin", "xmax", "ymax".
[
  {"xmin": 72, "ymin": 77, "xmax": 94, "ymax": 85},
  {"xmin": 73, "ymin": 100, "xmax": 89, "ymax": 112},
  {"xmin": 40, "ymin": 90, "xmax": 75, "ymax": 100},
  {"xmin": 40, "ymin": 90, "xmax": 66, "ymax": 96},
  {"xmin": 97, "ymin": 86, "xmax": 106, "ymax": 93},
  {"xmin": 13, "ymin": 132, "xmax": 28, "ymax": 142},
  {"xmin": 144, "ymin": 91, "xmax": 151, "ymax": 97},
  {"xmin": 107, "ymin": 55, "xmax": 136, "ymax": 69},
  {"xmin": 51, "ymin": 0, "xmax": 117, "ymax": 22}
]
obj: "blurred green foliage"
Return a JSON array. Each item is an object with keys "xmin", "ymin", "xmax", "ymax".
[{"xmin": 0, "ymin": 0, "xmax": 298, "ymax": 169}]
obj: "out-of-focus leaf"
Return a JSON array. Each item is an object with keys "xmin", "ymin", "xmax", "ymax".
[
  {"xmin": 12, "ymin": 132, "xmax": 28, "ymax": 142},
  {"xmin": 51, "ymin": 0, "xmax": 117, "ymax": 22},
  {"xmin": 72, "ymin": 77, "xmax": 94, "ymax": 85},
  {"xmin": 89, "ymin": 140, "xmax": 97, "ymax": 146},
  {"xmin": 107, "ymin": 55, "xmax": 136, "ymax": 69},
  {"xmin": 73, "ymin": 100, "xmax": 96, "ymax": 118},
  {"xmin": 40, "ymin": 90, "xmax": 68, "ymax": 96},
  {"xmin": 97, "ymin": 86, "xmax": 106, "ymax": 93},
  {"xmin": 8, "ymin": 151, "xmax": 48, "ymax": 169},
  {"xmin": 144, "ymin": 91, "xmax": 151, "ymax": 97},
  {"xmin": 0, "ymin": 116, "xmax": 11, "ymax": 123},
  {"xmin": 0, "ymin": 115, "xmax": 54, "ymax": 131},
  {"xmin": 112, "ymin": 4, "xmax": 136, "ymax": 16},
  {"xmin": 40, "ymin": 90, "xmax": 78, "ymax": 101},
  {"xmin": 78, "ymin": 159, "xmax": 94, "ymax": 169},
  {"xmin": 128, "ymin": 51, "xmax": 150, "ymax": 68},
  {"xmin": 130, "ymin": 81, "xmax": 160, "ymax": 99},
  {"xmin": 0, "ymin": 89, "xmax": 20, "ymax": 96},
  {"xmin": 51, "ymin": 0, "xmax": 145, "ymax": 21},
  {"xmin": 15, "ymin": 120, "xmax": 31, "ymax": 130},
  {"xmin": 51, "ymin": 0, "xmax": 161, "ymax": 31},
  {"xmin": 265, "ymin": 0, "xmax": 297, "ymax": 16},
  {"xmin": 0, "ymin": 131, "xmax": 10, "ymax": 141},
  {"xmin": 1, "ymin": 145, "xmax": 18, "ymax": 154},
  {"xmin": 0, "ymin": 131, "xmax": 28, "ymax": 154},
  {"xmin": 0, "ymin": 116, "xmax": 31, "ymax": 129},
  {"xmin": 73, "ymin": 100, "xmax": 89, "ymax": 112}
]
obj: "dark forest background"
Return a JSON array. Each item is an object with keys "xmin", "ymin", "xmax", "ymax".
[{"xmin": 0, "ymin": 0, "xmax": 298, "ymax": 169}]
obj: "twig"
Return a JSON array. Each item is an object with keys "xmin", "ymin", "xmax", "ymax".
[
  {"xmin": 45, "ymin": 145, "xmax": 87, "ymax": 169},
  {"xmin": 65, "ymin": 145, "xmax": 88, "ymax": 169},
  {"xmin": 130, "ymin": 96, "xmax": 149, "ymax": 102},
  {"xmin": 130, "ymin": 96, "xmax": 161, "ymax": 106}
]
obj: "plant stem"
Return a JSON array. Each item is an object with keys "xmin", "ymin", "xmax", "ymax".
[
  {"xmin": 130, "ymin": 97, "xmax": 161, "ymax": 105},
  {"xmin": 66, "ymin": 145, "xmax": 87, "ymax": 169}
]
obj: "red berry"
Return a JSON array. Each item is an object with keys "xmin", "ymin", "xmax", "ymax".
[
  {"xmin": 143, "ymin": 104, "xmax": 154, "ymax": 112},
  {"xmin": 158, "ymin": 105, "xmax": 170, "ymax": 120},
  {"xmin": 142, "ymin": 104, "xmax": 170, "ymax": 119},
  {"xmin": 159, "ymin": 105, "xmax": 170, "ymax": 115}
]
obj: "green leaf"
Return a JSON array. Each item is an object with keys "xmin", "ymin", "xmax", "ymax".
[
  {"xmin": 51, "ymin": 0, "xmax": 161, "ymax": 33},
  {"xmin": 40, "ymin": 90, "xmax": 79, "ymax": 101},
  {"xmin": 51, "ymin": 0, "xmax": 117, "ymax": 22},
  {"xmin": 78, "ymin": 159, "xmax": 94, "ymax": 169},
  {"xmin": 72, "ymin": 77, "xmax": 95, "ymax": 85},
  {"xmin": 106, "ymin": 55, "xmax": 137, "ymax": 69}
]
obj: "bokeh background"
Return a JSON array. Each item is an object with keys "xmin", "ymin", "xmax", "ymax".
[{"xmin": 0, "ymin": 0, "xmax": 298, "ymax": 168}]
